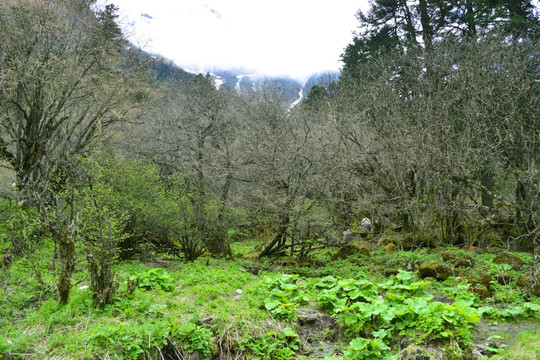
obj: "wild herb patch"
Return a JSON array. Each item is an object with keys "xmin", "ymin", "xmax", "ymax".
[
  {"xmin": 263, "ymin": 273, "xmax": 309, "ymax": 320},
  {"xmin": 131, "ymin": 268, "xmax": 175, "ymax": 292},
  {"xmin": 240, "ymin": 327, "xmax": 299, "ymax": 360}
]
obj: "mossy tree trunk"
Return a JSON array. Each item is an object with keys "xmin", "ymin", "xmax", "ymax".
[{"xmin": 56, "ymin": 231, "xmax": 75, "ymax": 305}]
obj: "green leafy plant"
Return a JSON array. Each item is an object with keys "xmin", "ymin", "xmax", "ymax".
[
  {"xmin": 263, "ymin": 274, "xmax": 308, "ymax": 320},
  {"xmin": 131, "ymin": 268, "xmax": 175, "ymax": 292},
  {"xmin": 486, "ymin": 335, "xmax": 507, "ymax": 355},
  {"xmin": 343, "ymin": 337, "xmax": 397, "ymax": 360},
  {"xmin": 86, "ymin": 320, "xmax": 170, "ymax": 360},
  {"xmin": 172, "ymin": 322, "xmax": 214, "ymax": 357},
  {"xmin": 312, "ymin": 271, "xmax": 483, "ymax": 348},
  {"xmin": 240, "ymin": 327, "xmax": 299, "ymax": 360}
]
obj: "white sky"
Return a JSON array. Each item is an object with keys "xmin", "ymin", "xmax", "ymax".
[{"xmin": 104, "ymin": 1, "xmax": 369, "ymax": 82}]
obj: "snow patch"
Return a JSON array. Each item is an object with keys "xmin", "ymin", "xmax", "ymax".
[
  {"xmin": 235, "ymin": 75, "xmax": 246, "ymax": 92},
  {"xmin": 290, "ymin": 88, "xmax": 304, "ymax": 108}
]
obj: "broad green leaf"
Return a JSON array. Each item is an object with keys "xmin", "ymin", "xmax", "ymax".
[
  {"xmin": 406, "ymin": 298, "xmax": 428, "ymax": 315},
  {"xmin": 349, "ymin": 337, "xmax": 369, "ymax": 351},
  {"xmin": 370, "ymin": 338, "xmax": 389, "ymax": 351},
  {"xmin": 396, "ymin": 271, "xmax": 414, "ymax": 281},
  {"xmin": 386, "ymin": 292, "xmax": 405, "ymax": 301},
  {"xmin": 317, "ymin": 276, "xmax": 337, "ymax": 288},
  {"xmin": 342, "ymin": 313, "xmax": 359, "ymax": 325},
  {"xmin": 524, "ymin": 302, "xmax": 540, "ymax": 312},
  {"xmin": 281, "ymin": 283, "xmax": 297, "ymax": 292},
  {"xmin": 264, "ymin": 299, "xmax": 281, "ymax": 310},
  {"xmin": 282, "ymin": 327, "xmax": 297, "ymax": 337},
  {"xmin": 381, "ymin": 307, "xmax": 397, "ymax": 322}
]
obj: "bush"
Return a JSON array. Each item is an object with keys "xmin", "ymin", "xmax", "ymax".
[{"xmin": 87, "ymin": 155, "xmax": 180, "ymax": 258}]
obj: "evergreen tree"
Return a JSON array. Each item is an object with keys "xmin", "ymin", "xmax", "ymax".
[{"xmin": 342, "ymin": 0, "xmax": 539, "ymax": 72}]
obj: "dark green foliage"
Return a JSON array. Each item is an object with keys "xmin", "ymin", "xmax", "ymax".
[
  {"xmin": 342, "ymin": 0, "xmax": 539, "ymax": 74},
  {"xmin": 97, "ymin": 4, "xmax": 123, "ymax": 41}
]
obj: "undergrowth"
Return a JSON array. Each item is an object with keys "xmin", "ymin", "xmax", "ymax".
[{"xmin": 0, "ymin": 238, "xmax": 538, "ymax": 359}]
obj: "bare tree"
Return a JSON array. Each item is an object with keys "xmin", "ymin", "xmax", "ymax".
[
  {"xmin": 0, "ymin": 0, "xmax": 147, "ymax": 194},
  {"xmin": 235, "ymin": 88, "xmax": 341, "ymax": 258},
  {"xmin": 135, "ymin": 75, "xmax": 239, "ymax": 257},
  {"xmin": 336, "ymin": 36, "xmax": 539, "ymax": 248}
]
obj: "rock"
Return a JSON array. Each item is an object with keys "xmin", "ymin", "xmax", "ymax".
[
  {"xmin": 360, "ymin": 217, "xmax": 372, "ymax": 232},
  {"xmin": 471, "ymin": 287, "xmax": 491, "ymax": 298},
  {"xmin": 418, "ymin": 263, "xmax": 452, "ymax": 281},
  {"xmin": 495, "ymin": 273, "xmax": 513, "ymax": 285},
  {"xmin": 400, "ymin": 344, "xmax": 443, "ymax": 360},
  {"xmin": 342, "ymin": 229, "xmax": 355, "ymax": 242},
  {"xmin": 493, "ymin": 252, "xmax": 524, "ymax": 268},
  {"xmin": 441, "ymin": 250, "xmax": 456, "ymax": 263},
  {"xmin": 516, "ymin": 270, "xmax": 540, "ymax": 297},
  {"xmin": 455, "ymin": 254, "xmax": 475, "ymax": 268},
  {"xmin": 479, "ymin": 274, "xmax": 494, "ymax": 288},
  {"xmin": 441, "ymin": 250, "xmax": 474, "ymax": 267},
  {"xmin": 384, "ymin": 269, "xmax": 399, "ymax": 277},
  {"xmin": 342, "ymin": 227, "xmax": 368, "ymax": 241},
  {"xmin": 297, "ymin": 307, "xmax": 341, "ymax": 357},
  {"xmin": 332, "ymin": 243, "xmax": 370, "ymax": 260}
]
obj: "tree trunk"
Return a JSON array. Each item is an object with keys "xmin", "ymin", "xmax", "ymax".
[
  {"xmin": 481, "ymin": 167, "xmax": 494, "ymax": 210},
  {"xmin": 259, "ymin": 215, "xmax": 290, "ymax": 258},
  {"xmin": 57, "ymin": 231, "xmax": 75, "ymax": 305},
  {"xmin": 418, "ymin": 0, "xmax": 434, "ymax": 51}
]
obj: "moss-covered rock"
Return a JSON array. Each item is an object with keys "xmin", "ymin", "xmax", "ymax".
[
  {"xmin": 332, "ymin": 243, "xmax": 370, "ymax": 260},
  {"xmin": 493, "ymin": 252, "xmax": 524, "ymax": 268},
  {"xmin": 495, "ymin": 273, "xmax": 513, "ymax": 285},
  {"xmin": 441, "ymin": 250, "xmax": 457, "ymax": 263},
  {"xmin": 441, "ymin": 250, "xmax": 475, "ymax": 268},
  {"xmin": 241, "ymin": 252, "xmax": 261, "ymax": 260},
  {"xmin": 384, "ymin": 268, "xmax": 400, "ymax": 277},
  {"xmin": 471, "ymin": 287, "xmax": 491, "ymax": 299},
  {"xmin": 350, "ymin": 227, "xmax": 369, "ymax": 238},
  {"xmin": 516, "ymin": 270, "xmax": 540, "ymax": 297},
  {"xmin": 379, "ymin": 229, "xmax": 435, "ymax": 250},
  {"xmin": 342, "ymin": 227, "xmax": 369, "ymax": 242},
  {"xmin": 418, "ymin": 263, "xmax": 452, "ymax": 281},
  {"xmin": 479, "ymin": 274, "xmax": 494, "ymax": 288},
  {"xmin": 455, "ymin": 255, "xmax": 475, "ymax": 268}
]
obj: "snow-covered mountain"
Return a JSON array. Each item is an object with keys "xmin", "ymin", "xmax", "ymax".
[
  {"xmin": 170, "ymin": 64, "xmax": 339, "ymax": 106},
  {"xmin": 187, "ymin": 67, "xmax": 339, "ymax": 105},
  {"xmin": 119, "ymin": 6, "xmax": 340, "ymax": 105}
]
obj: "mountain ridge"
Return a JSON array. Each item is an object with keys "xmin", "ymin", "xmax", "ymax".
[{"xmin": 142, "ymin": 50, "xmax": 337, "ymax": 105}]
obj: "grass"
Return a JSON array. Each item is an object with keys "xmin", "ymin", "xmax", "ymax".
[
  {"xmin": 490, "ymin": 329, "xmax": 540, "ymax": 359},
  {"xmin": 0, "ymin": 235, "xmax": 538, "ymax": 359}
]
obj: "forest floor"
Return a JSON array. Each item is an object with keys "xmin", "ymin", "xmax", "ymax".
[{"xmin": 1, "ymin": 237, "xmax": 539, "ymax": 359}]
